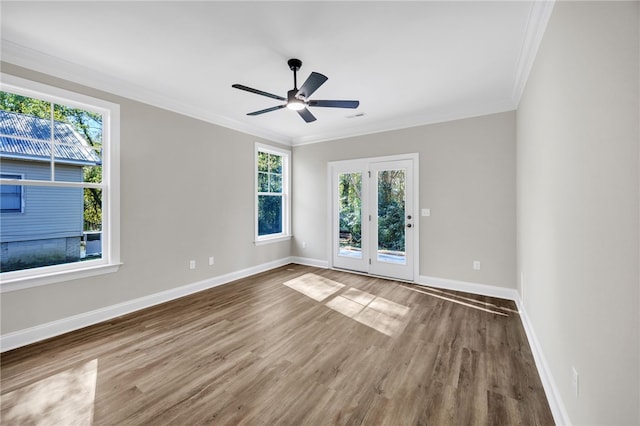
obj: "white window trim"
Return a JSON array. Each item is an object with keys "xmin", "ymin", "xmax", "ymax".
[
  {"xmin": 0, "ymin": 74, "xmax": 121, "ymax": 293},
  {"xmin": 254, "ymin": 142, "xmax": 291, "ymax": 245}
]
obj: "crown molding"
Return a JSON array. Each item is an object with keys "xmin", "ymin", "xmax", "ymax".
[
  {"xmin": 3, "ymin": 21, "xmax": 539, "ymax": 148},
  {"xmin": 291, "ymin": 98, "xmax": 517, "ymax": 146},
  {"xmin": 512, "ymin": 0, "xmax": 556, "ymax": 105},
  {"xmin": 0, "ymin": 39, "xmax": 293, "ymax": 145}
]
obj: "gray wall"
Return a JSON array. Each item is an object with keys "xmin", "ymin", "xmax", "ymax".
[
  {"xmin": 517, "ymin": 2, "xmax": 639, "ymax": 424},
  {"xmin": 1, "ymin": 62, "xmax": 518, "ymax": 335},
  {"xmin": 292, "ymin": 111, "xmax": 516, "ymax": 288},
  {"xmin": 0, "ymin": 63, "xmax": 290, "ymax": 334}
]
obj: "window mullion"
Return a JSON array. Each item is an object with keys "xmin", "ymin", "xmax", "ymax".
[
  {"xmin": 0, "ymin": 179, "xmax": 103, "ymax": 189},
  {"xmin": 49, "ymin": 102, "xmax": 55, "ymax": 182}
]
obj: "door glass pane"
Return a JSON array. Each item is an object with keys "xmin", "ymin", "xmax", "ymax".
[
  {"xmin": 338, "ymin": 172, "xmax": 362, "ymax": 259},
  {"xmin": 377, "ymin": 169, "xmax": 406, "ymax": 264}
]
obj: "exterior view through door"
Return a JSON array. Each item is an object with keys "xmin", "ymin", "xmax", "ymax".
[{"xmin": 330, "ymin": 155, "xmax": 417, "ymax": 281}]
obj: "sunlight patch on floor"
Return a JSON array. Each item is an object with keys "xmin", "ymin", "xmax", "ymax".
[
  {"xmin": 326, "ymin": 288, "xmax": 410, "ymax": 336},
  {"xmin": 283, "ymin": 274, "xmax": 410, "ymax": 336},
  {"xmin": 1, "ymin": 358, "xmax": 98, "ymax": 425},
  {"xmin": 283, "ymin": 273, "xmax": 345, "ymax": 301},
  {"xmin": 400, "ymin": 285, "xmax": 509, "ymax": 316}
]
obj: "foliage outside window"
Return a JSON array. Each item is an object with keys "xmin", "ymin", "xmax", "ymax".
[
  {"xmin": 255, "ymin": 143, "xmax": 290, "ymax": 243},
  {"xmin": 0, "ymin": 75, "xmax": 120, "ymax": 291},
  {"xmin": 338, "ymin": 172, "xmax": 362, "ymax": 253},
  {"xmin": 377, "ymin": 169, "xmax": 406, "ymax": 252}
]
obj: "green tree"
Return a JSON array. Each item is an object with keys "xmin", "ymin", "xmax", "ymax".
[
  {"xmin": 377, "ymin": 170, "xmax": 405, "ymax": 252},
  {"xmin": 339, "ymin": 173, "xmax": 362, "ymax": 247}
]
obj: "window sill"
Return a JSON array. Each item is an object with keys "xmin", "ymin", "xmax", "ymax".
[
  {"xmin": 254, "ymin": 235, "xmax": 292, "ymax": 246},
  {"xmin": 0, "ymin": 262, "xmax": 122, "ymax": 293}
]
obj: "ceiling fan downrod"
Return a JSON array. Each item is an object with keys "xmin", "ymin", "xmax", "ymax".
[{"xmin": 288, "ymin": 58, "xmax": 302, "ymax": 90}]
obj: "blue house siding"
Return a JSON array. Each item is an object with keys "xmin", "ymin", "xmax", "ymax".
[
  {"xmin": 0, "ymin": 159, "xmax": 84, "ymax": 243},
  {"xmin": 1, "ymin": 159, "xmax": 84, "ymax": 271}
]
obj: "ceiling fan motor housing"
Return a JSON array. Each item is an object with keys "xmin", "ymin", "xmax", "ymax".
[{"xmin": 287, "ymin": 58, "xmax": 302, "ymax": 72}]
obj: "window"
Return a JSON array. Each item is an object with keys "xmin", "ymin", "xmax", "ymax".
[
  {"xmin": 0, "ymin": 174, "xmax": 23, "ymax": 213},
  {"xmin": 255, "ymin": 143, "xmax": 290, "ymax": 244},
  {"xmin": 0, "ymin": 74, "xmax": 120, "ymax": 291}
]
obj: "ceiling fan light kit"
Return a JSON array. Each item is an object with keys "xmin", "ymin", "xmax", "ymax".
[
  {"xmin": 232, "ymin": 58, "xmax": 360, "ymax": 123},
  {"xmin": 286, "ymin": 90, "xmax": 305, "ymax": 111}
]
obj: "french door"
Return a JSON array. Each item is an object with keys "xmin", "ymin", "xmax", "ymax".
[{"xmin": 330, "ymin": 155, "xmax": 417, "ymax": 281}]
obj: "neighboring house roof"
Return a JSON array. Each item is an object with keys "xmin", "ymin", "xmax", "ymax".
[{"xmin": 0, "ymin": 110, "xmax": 101, "ymax": 166}]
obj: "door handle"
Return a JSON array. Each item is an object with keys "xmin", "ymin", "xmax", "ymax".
[{"xmin": 406, "ymin": 223, "xmax": 412, "ymax": 228}]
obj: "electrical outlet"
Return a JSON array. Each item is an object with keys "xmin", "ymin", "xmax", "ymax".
[
  {"xmin": 571, "ymin": 367, "xmax": 579, "ymax": 397},
  {"xmin": 473, "ymin": 261, "xmax": 481, "ymax": 270},
  {"xmin": 189, "ymin": 260, "xmax": 196, "ymax": 270},
  {"xmin": 302, "ymin": 241, "xmax": 307, "ymax": 249},
  {"xmin": 209, "ymin": 256, "xmax": 214, "ymax": 266}
]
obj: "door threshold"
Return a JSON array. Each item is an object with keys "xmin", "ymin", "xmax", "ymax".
[{"xmin": 329, "ymin": 266, "xmax": 416, "ymax": 285}]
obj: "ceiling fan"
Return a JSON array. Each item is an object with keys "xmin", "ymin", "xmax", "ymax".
[{"xmin": 232, "ymin": 58, "xmax": 359, "ymax": 123}]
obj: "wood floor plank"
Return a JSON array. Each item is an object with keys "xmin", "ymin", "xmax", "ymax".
[{"xmin": 0, "ymin": 264, "xmax": 554, "ymax": 425}]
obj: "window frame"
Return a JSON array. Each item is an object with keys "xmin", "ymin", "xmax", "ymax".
[
  {"xmin": 254, "ymin": 142, "xmax": 291, "ymax": 245},
  {"xmin": 0, "ymin": 74, "xmax": 121, "ymax": 292},
  {"xmin": 0, "ymin": 173, "xmax": 24, "ymax": 213}
]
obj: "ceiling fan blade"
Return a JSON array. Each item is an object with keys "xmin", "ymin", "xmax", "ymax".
[
  {"xmin": 232, "ymin": 84, "xmax": 285, "ymax": 101},
  {"xmin": 296, "ymin": 72, "xmax": 328, "ymax": 99},
  {"xmin": 308, "ymin": 100, "xmax": 360, "ymax": 109},
  {"xmin": 247, "ymin": 105, "xmax": 287, "ymax": 116},
  {"xmin": 297, "ymin": 107, "xmax": 317, "ymax": 123}
]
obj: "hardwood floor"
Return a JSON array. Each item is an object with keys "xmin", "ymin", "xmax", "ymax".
[{"xmin": 0, "ymin": 265, "xmax": 554, "ymax": 425}]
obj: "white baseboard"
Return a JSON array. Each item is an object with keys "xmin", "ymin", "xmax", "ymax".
[
  {"xmin": 517, "ymin": 303, "xmax": 571, "ymax": 426},
  {"xmin": 0, "ymin": 258, "xmax": 570, "ymax": 426},
  {"xmin": 417, "ymin": 274, "xmax": 569, "ymax": 425},
  {"xmin": 417, "ymin": 274, "xmax": 520, "ymax": 302},
  {"xmin": 289, "ymin": 256, "xmax": 329, "ymax": 269},
  {"xmin": 0, "ymin": 257, "xmax": 292, "ymax": 352}
]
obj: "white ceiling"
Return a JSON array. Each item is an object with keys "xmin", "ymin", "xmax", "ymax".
[{"xmin": 0, "ymin": 1, "xmax": 553, "ymax": 146}]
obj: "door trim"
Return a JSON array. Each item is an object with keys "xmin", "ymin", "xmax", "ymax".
[{"xmin": 327, "ymin": 153, "xmax": 419, "ymax": 282}]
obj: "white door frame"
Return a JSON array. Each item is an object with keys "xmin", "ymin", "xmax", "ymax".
[{"xmin": 327, "ymin": 153, "xmax": 419, "ymax": 282}]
